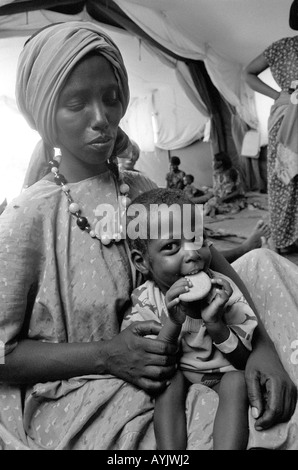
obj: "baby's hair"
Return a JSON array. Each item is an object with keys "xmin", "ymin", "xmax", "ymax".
[{"xmin": 126, "ymin": 188, "xmax": 193, "ymax": 254}]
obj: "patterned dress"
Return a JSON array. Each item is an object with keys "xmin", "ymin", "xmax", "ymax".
[
  {"xmin": 264, "ymin": 36, "xmax": 298, "ymax": 249},
  {"xmin": 0, "ymin": 171, "xmax": 297, "ymax": 448}
]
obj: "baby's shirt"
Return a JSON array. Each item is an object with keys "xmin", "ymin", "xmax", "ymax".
[{"xmin": 122, "ymin": 270, "xmax": 258, "ymax": 375}]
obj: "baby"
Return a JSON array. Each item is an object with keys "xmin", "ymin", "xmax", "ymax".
[{"xmin": 122, "ymin": 188, "xmax": 258, "ymax": 450}]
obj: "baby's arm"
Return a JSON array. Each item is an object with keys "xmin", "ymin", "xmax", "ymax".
[
  {"xmin": 203, "ymin": 278, "xmax": 251, "ymax": 370},
  {"xmin": 157, "ymin": 278, "xmax": 191, "ymax": 344},
  {"xmin": 155, "ymin": 279, "xmax": 191, "ymax": 449}
]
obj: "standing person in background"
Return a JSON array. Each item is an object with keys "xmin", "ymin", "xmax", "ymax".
[
  {"xmin": 166, "ymin": 156, "xmax": 185, "ymax": 189},
  {"xmin": 244, "ymin": 0, "xmax": 298, "ymax": 255}
]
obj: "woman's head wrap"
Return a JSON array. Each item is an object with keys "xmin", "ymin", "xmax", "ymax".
[{"xmin": 16, "ymin": 21, "xmax": 130, "ymax": 184}]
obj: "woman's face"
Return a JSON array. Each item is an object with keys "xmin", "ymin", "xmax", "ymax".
[{"xmin": 56, "ymin": 54, "xmax": 123, "ymax": 171}]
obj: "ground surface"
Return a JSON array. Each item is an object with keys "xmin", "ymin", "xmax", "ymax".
[{"xmin": 204, "ymin": 191, "xmax": 298, "ymax": 267}]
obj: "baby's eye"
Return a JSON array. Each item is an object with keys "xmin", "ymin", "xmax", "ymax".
[{"xmin": 162, "ymin": 242, "xmax": 178, "ymax": 252}]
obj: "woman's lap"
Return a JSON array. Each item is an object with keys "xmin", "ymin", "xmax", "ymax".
[
  {"xmin": 232, "ymin": 248, "xmax": 298, "ymax": 449},
  {"xmin": 0, "ymin": 248, "xmax": 297, "ymax": 450}
]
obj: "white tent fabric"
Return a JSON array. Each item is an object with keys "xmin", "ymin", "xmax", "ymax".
[
  {"xmin": 114, "ymin": 0, "xmax": 297, "ymax": 131},
  {"xmin": 0, "ymin": 6, "xmax": 208, "ymax": 149},
  {"xmin": 113, "ymin": 0, "xmax": 258, "ymax": 127}
]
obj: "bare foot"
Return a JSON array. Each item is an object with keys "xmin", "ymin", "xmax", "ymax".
[{"xmin": 242, "ymin": 220, "xmax": 271, "ymax": 253}]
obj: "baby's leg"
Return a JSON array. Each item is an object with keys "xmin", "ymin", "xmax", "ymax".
[
  {"xmin": 154, "ymin": 369, "xmax": 188, "ymax": 450},
  {"xmin": 213, "ymin": 370, "xmax": 249, "ymax": 450}
]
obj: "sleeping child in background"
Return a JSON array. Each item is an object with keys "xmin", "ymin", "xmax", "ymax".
[{"xmin": 122, "ymin": 188, "xmax": 258, "ymax": 450}]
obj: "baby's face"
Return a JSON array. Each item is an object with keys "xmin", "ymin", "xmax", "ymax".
[{"xmin": 145, "ymin": 205, "xmax": 210, "ymax": 294}]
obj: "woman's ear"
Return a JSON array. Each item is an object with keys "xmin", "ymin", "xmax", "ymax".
[{"xmin": 130, "ymin": 249, "xmax": 150, "ymax": 276}]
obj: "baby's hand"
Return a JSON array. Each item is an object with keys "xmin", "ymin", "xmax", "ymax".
[
  {"xmin": 201, "ymin": 277, "xmax": 232, "ymax": 325},
  {"xmin": 165, "ymin": 278, "xmax": 191, "ymax": 325}
]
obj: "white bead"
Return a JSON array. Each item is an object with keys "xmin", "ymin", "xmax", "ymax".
[
  {"xmin": 89, "ymin": 230, "xmax": 96, "ymax": 238},
  {"xmin": 101, "ymin": 234, "xmax": 112, "ymax": 245},
  {"xmin": 69, "ymin": 202, "xmax": 80, "ymax": 214},
  {"xmin": 113, "ymin": 233, "xmax": 122, "ymax": 242},
  {"xmin": 51, "ymin": 167, "xmax": 58, "ymax": 174},
  {"xmin": 124, "ymin": 196, "xmax": 131, "ymax": 207},
  {"xmin": 120, "ymin": 195, "xmax": 131, "ymax": 207},
  {"xmin": 61, "ymin": 184, "xmax": 69, "ymax": 192},
  {"xmin": 119, "ymin": 183, "xmax": 129, "ymax": 195}
]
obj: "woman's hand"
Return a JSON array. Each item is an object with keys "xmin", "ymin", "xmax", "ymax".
[
  {"xmin": 245, "ymin": 338, "xmax": 297, "ymax": 430},
  {"xmin": 103, "ymin": 321, "xmax": 178, "ymax": 395},
  {"xmin": 275, "ymin": 90, "xmax": 291, "ymax": 105}
]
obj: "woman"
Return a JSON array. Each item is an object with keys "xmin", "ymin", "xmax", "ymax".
[
  {"xmin": 0, "ymin": 22, "xmax": 296, "ymax": 450},
  {"xmin": 204, "ymin": 151, "xmax": 246, "ymax": 217},
  {"xmin": 244, "ymin": 2, "xmax": 298, "ymax": 254}
]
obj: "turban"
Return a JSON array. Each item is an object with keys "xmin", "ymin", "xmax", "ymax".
[
  {"xmin": 17, "ymin": 21, "xmax": 130, "ymax": 186},
  {"xmin": 16, "ymin": 21, "xmax": 130, "ymax": 147}
]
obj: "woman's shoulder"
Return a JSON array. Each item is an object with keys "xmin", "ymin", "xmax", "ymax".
[
  {"xmin": 2, "ymin": 181, "xmax": 60, "ymax": 223},
  {"xmin": 14, "ymin": 180, "xmax": 59, "ymax": 202},
  {"xmin": 265, "ymin": 36, "xmax": 297, "ymax": 57},
  {"xmin": 0, "ymin": 181, "xmax": 60, "ymax": 248}
]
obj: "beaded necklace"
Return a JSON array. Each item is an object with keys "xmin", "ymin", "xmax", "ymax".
[{"xmin": 49, "ymin": 152, "xmax": 131, "ymax": 245}]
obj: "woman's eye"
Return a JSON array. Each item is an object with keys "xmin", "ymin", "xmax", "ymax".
[
  {"xmin": 104, "ymin": 90, "xmax": 119, "ymax": 105},
  {"xmin": 66, "ymin": 100, "xmax": 85, "ymax": 111}
]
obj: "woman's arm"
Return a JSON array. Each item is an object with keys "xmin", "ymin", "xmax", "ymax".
[
  {"xmin": 243, "ymin": 52, "xmax": 280, "ymax": 100},
  {"xmin": 0, "ymin": 321, "xmax": 178, "ymax": 395},
  {"xmin": 209, "ymin": 245, "xmax": 297, "ymax": 430},
  {"xmin": 206, "ymin": 321, "xmax": 250, "ymax": 371}
]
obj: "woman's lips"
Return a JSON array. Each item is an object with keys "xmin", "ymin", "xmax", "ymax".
[
  {"xmin": 88, "ymin": 136, "xmax": 112, "ymax": 145},
  {"xmin": 87, "ymin": 137, "xmax": 113, "ymax": 150}
]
